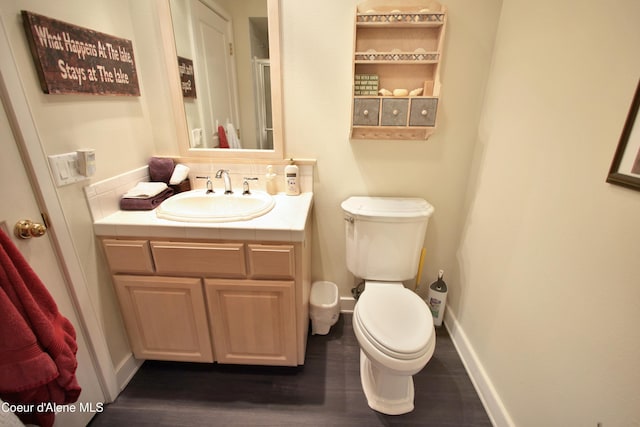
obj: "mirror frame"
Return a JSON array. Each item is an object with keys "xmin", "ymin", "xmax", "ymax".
[{"xmin": 158, "ymin": 0, "xmax": 284, "ymax": 160}]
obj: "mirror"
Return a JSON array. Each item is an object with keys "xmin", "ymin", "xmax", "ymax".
[{"xmin": 159, "ymin": 0, "xmax": 283, "ymax": 159}]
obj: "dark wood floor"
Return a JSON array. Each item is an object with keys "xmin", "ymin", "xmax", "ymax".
[{"xmin": 89, "ymin": 314, "xmax": 492, "ymax": 426}]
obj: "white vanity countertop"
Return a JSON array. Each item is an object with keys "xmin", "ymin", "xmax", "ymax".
[{"xmin": 93, "ymin": 192, "xmax": 313, "ymax": 242}]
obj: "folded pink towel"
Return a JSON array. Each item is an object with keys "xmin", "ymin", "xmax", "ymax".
[
  {"xmin": 120, "ymin": 188, "xmax": 174, "ymax": 211},
  {"xmin": 149, "ymin": 157, "xmax": 175, "ymax": 184}
]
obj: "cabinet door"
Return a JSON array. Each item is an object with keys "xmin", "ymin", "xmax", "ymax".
[
  {"xmin": 409, "ymin": 98, "xmax": 438, "ymax": 127},
  {"xmin": 114, "ymin": 275, "xmax": 213, "ymax": 362},
  {"xmin": 381, "ymin": 98, "xmax": 409, "ymax": 126},
  {"xmin": 205, "ymin": 279, "xmax": 297, "ymax": 366},
  {"xmin": 353, "ymin": 98, "xmax": 380, "ymax": 126},
  {"xmin": 103, "ymin": 239, "xmax": 154, "ymax": 274}
]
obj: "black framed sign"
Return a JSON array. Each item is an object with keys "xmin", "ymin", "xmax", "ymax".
[{"xmin": 607, "ymin": 79, "xmax": 640, "ymax": 191}]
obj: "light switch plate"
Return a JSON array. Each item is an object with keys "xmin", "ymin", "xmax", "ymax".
[{"xmin": 48, "ymin": 152, "xmax": 89, "ymax": 187}]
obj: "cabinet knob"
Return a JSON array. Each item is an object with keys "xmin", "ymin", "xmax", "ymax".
[
  {"xmin": 363, "ymin": 109, "xmax": 369, "ymax": 116},
  {"xmin": 392, "ymin": 109, "xmax": 399, "ymax": 116},
  {"xmin": 421, "ymin": 110, "xmax": 428, "ymax": 116}
]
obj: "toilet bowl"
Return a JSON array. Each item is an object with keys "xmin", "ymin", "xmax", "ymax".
[
  {"xmin": 341, "ymin": 196, "xmax": 436, "ymax": 415},
  {"xmin": 353, "ymin": 281, "xmax": 435, "ymax": 415}
]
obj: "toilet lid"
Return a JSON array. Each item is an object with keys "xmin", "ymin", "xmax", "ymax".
[{"xmin": 356, "ymin": 287, "xmax": 433, "ymax": 359}]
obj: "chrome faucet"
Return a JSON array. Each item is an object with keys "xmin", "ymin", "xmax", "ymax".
[
  {"xmin": 196, "ymin": 175, "xmax": 214, "ymax": 194},
  {"xmin": 215, "ymin": 169, "xmax": 233, "ymax": 194}
]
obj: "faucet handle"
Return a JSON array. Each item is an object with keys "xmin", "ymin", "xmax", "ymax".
[
  {"xmin": 242, "ymin": 177, "xmax": 258, "ymax": 195},
  {"xmin": 195, "ymin": 175, "xmax": 214, "ymax": 193}
]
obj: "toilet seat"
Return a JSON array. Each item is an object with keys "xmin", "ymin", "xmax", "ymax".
[{"xmin": 355, "ymin": 285, "xmax": 433, "ymax": 360}]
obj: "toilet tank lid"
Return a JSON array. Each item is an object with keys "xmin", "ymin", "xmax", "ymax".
[{"xmin": 341, "ymin": 196, "xmax": 434, "ymax": 219}]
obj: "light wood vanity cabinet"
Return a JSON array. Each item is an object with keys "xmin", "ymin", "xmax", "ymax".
[
  {"xmin": 351, "ymin": 1, "xmax": 447, "ymax": 140},
  {"xmin": 102, "ymin": 238, "xmax": 309, "ymax": 367}
]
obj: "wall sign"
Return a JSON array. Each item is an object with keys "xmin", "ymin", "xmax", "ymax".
[
  {"xmin": 21, "ymin": 11, "xmax": 140, "ymax": 96},
  {"xmin": 178, "ymin": 56, "xmax": 197, "ymax": 98}
]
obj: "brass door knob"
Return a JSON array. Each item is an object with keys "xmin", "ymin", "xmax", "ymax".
[{"xmin": 14, "ymin": 219, "xmax": 47, "ymax": 239}]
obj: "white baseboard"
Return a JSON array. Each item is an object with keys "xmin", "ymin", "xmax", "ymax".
[
  {"xmin": 115, "ymin": 353, "xmax": 143, "ymax": 392},
  {"xmin": 340, "ymin": 296, "xmax": 355, "ymax": 313},
  {"xmin": 444, "ymin": 308, "xmax": 514, "ymax": 427}
]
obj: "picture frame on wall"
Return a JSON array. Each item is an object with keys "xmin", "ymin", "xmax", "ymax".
[{"xmin": 607, "ymin": 79, "xmax": 640, "ymax": 191}]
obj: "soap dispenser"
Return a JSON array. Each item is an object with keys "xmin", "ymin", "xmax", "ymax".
[
  {"xmin": 284, "ymin": 159, "xmax": 300, "ymax": 196},
  {"xmin": 265, "ymin": 165, "xmax": 277, "ymax": 195}
]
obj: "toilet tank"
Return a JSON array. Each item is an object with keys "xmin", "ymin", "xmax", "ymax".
[{"xmin": 341, "ymin": 196, "xmax": 435, "ymax": 281}]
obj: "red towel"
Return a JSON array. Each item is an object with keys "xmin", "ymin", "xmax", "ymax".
[
  {"xmin": 218, "ymin": 125, "xmax": 229, "ymax": 148},
  {"xmin": 0, "ymin": 229, "xmax": 81, "ymax": 427}
]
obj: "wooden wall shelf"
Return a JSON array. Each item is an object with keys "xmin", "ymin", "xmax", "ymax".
[{"xmin": 350, "ymin": 1, "xmax": 447, "ymax": 140}]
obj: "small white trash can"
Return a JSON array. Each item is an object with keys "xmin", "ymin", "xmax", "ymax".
[{"xmin": 309, "ymin": 281, "xmax": 340, "ymax": 335}]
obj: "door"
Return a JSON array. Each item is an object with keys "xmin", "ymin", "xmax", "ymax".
[
  {"xmin": 0, "ymin": 91, "xmax": 105, "ymax": 425},
  {"xmin": 191, "ymin": 0, "xmax": 240, "ymax": 148}
]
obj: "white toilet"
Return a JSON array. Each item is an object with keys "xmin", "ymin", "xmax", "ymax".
[{"xmin": 341, "ymin": 196, "xmax": 436, "ymax": 415}]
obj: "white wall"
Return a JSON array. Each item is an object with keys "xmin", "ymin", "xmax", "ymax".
[
  {"xmin": 281, "ymin": 0, "xmax": 503, "ymax": 295},
  {"xmin": 456, "ymin": 0, "xmax": 640, "ymax": 425}
]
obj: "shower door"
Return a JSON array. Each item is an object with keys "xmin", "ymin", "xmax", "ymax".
[{"xmin": 253, "ymin": 58, "xmax": 273, "ymax": 150}]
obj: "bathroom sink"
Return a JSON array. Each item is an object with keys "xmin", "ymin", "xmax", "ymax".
[{"xmin": 156, "ymin": 189, "xmax": 275, "ymax": 222}]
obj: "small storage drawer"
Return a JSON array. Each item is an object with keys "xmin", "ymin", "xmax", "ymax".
[
  {"xmin": 353, "ymin": 98, "xmax": 380, "ymax": 126},
  {"xmin": 247, "ymin": 244, "xmax": 295, "ymax": 280},
  {"xmin": 102, "ymin": 239, "xmax": 154, "ymax": 274},
  {"xmin": 409, "ymin": 98, "xmax": 438, "ymax": 127},
  {"xmin": 151, "ymin": 241, "xmax": 246, "ymax": 278},
  {"xmin": 381, "ymin": 98, "xmax": 409, "ymax": 126}
]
